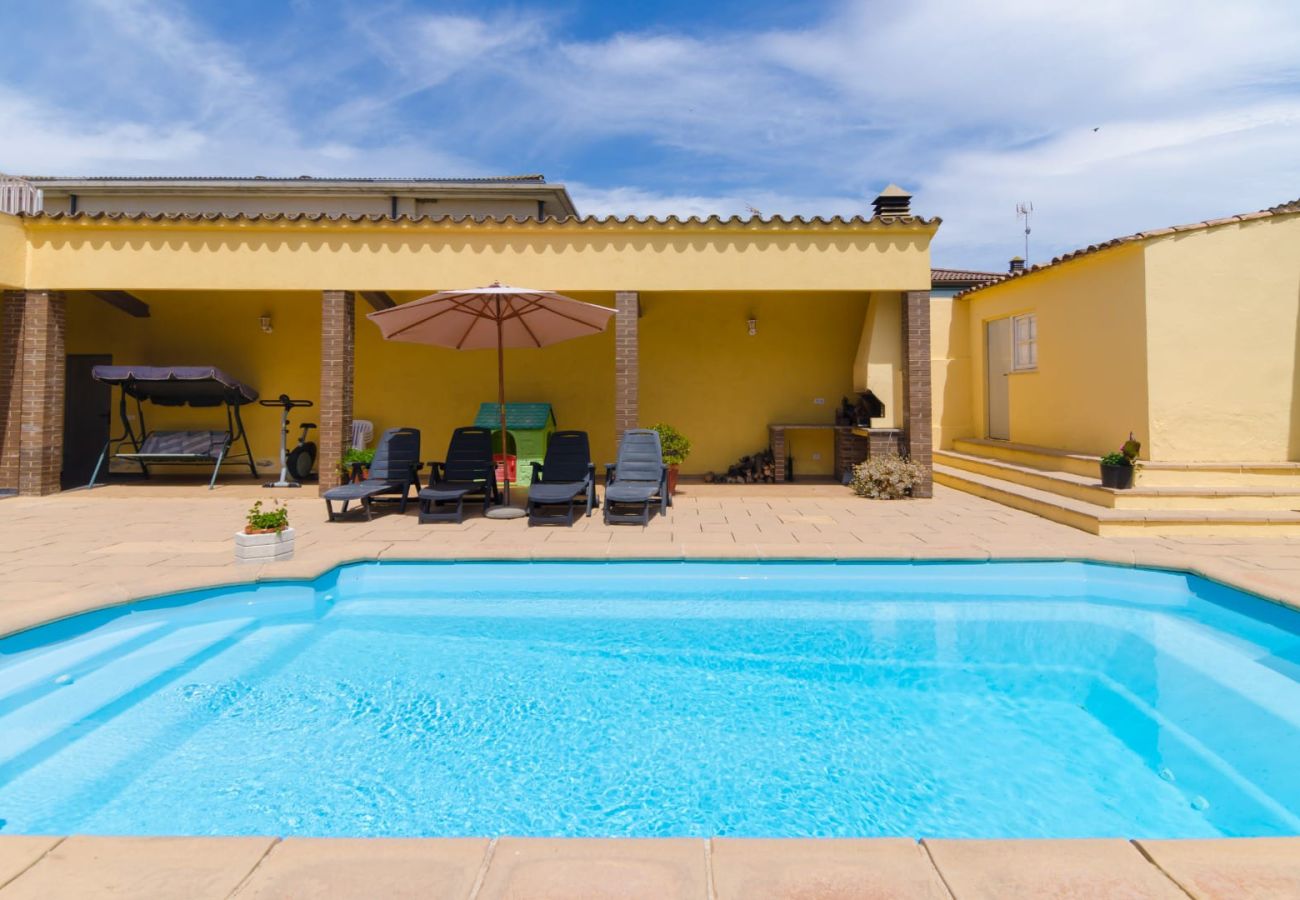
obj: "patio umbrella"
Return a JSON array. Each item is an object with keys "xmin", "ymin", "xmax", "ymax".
[{"xmin": 366, "ymin": 282, "xmax": 615, "ymax": 510}]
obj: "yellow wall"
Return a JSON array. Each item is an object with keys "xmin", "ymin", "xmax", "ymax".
[
  {"xmin": 640, "ymin": 291, "xmax": 869, "ymax": 476},
  {"xmin": 65, "ymin": 291, "xmax": 320, "ymax": 471},
  {"xmin": 1143, "ymin": 215, "xmax": 1300, "ymax": 461},
  {"xmin": 0, "ymin": 213, "xmax": 25, "ymax": 288},
  {"xmin": 354, "ymin": 292, "xmax": 617, "ymax": 469},
  {"xmin": 22, "ymin": 217, "xmax": 935, "ymax": 294},
  {"xmin": 853, "ymin": 293, "xmax": 903, "ymax": 428},
  {"xmin": 930, "ymin": 294, "xmax": 972, "ymax": 448},
  {"xmin": 959, "ymin": 245, "xmax": 1151, "ymax": 456}
]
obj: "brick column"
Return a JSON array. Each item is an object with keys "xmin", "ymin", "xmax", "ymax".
[
  {"xmin": 902, "ymin": 290, "xmax": 933, "ymax": 498},
  {"xmin": 15, "ymin": 291, "xmax": 66, "ymax": 496},
  {"xmin": 614, "ymin": 291, "xmax": 639, "ymax": 441},
  {"xmin": 319, "ymin": 290, "xmax": 355, "ymax": 495},
  {"xmin": 0, "ymin": 292, "xmax": 22, "ymax": 492}
]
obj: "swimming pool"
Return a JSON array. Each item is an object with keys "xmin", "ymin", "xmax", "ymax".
[{"xmin": 0, "ymin": 560, "xmax": 1298, "ymax": 839}]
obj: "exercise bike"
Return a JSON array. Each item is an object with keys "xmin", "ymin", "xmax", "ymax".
[{"xmin": 259, "ymin": 395, "xmax": 316, "ymax": 488}]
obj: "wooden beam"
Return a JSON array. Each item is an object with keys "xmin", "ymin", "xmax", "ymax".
[
  {"xmin": 359, "ymin": 291, "xmax": 395, "ymax": 310},
  {"xmin": 89, "ymin": 290, "xmax": 150, "ymax": 318}
]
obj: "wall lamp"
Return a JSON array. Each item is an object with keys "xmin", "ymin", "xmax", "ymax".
[
  {"xmin": 259, "ymin": 315, "xmax": 273, "ymax": 334},
  {"xmin": 746, "ymin": 317, "xmax": 758, "ymax": 336}
]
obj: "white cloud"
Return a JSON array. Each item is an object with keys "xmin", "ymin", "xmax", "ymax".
[{"xmin": 0, "ymin": 0, "xmax": 1296, "ymax": 267}]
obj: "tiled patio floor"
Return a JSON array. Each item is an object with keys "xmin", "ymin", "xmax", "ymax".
[{"xmin": 3, "ymin": 481, "xmax": 1300, "ymax": 897}]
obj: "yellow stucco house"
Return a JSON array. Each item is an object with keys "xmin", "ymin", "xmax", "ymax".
[
  {"xmin": 0, "ymin": 175, "xmax": 939, "ymax": 498},
  {"xmin": 932, "ymin": 198, "xmax": 1300, "ymax": 534}
]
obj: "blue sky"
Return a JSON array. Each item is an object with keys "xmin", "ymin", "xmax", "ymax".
[{"xmin": 2, "ymin": 0, "xmax": 1298, "ymax": 268}]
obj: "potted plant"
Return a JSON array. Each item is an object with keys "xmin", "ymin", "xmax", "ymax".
[
  {"xmin": 651, "ymin": 423, "xmax": 692, "ymax": 495},
  {"xmin": 339, "ymin": 447, "xmax": 375, "ymax": 483},
  {"xmin": 1099, "ymin": 434, "xmax": 1141, "ymax": 490},
  {"xmin": 234, "ymin": 499, "xmax": 295, "ymax": 563}
]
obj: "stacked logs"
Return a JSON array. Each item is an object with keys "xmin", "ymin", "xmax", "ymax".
[{"xmin": 703, "ymin": 448, "xmax": 777, "ymax": 484}]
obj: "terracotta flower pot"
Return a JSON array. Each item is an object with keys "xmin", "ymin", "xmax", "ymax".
[{"xmin": 667, "ymin": 464, "xmax": 680, "ymax": 495}]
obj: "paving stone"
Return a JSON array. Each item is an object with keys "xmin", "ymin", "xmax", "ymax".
[
  {"xmin": 476, "ymin": 838, "xmax": 708, "ymax": 899},
  {"xmin": 924, "ymin": 839, "xmax": 1186, "ymax": 899},
  {"xmin": 0, "ymin": 836, "xmax": 274, "ymax": 900},
  {"xmin": 0, "ymin": 837, "xmax": 60, "ymax": 891},
  {"xmin": 1136, "ymin": 838, "xmax": 1300, "ymax": 899},
  {"xmin": 712, "ymin": 838, "xmax": 950, "ymax": 900},
  {"xmin": 231, "ymin": 837, "xmax": 488, "ymax": 899}
]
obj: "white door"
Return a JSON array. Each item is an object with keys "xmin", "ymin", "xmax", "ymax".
[{"xmin": 986, "ymin": 318, "xmax": 1012, "ymax": 440}]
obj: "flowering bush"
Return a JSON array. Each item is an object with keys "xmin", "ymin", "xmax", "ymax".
[{"xmin": 850, "ymin": 454, "xmax": 925, "ymax": 499}]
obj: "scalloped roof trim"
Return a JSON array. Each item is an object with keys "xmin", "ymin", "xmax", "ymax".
[
  {"xmin": 24, "ymin": 174, "xmax": 548, "ymax": 184},
  {"xmin": 956, "ymin": 199, "xmax": 1300, "ymax": 299},
  {"xmin": 19, "ymin": 210, "xmax": 941, "ymax": 229}
]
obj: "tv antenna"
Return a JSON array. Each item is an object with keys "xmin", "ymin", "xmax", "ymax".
[{"xmin": 1016, "ymin": 201, "xmax": 1034, "ymax": 263}]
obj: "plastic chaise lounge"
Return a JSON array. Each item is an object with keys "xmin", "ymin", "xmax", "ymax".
[
  {"xmin": 603, "ymin": 428, "xmax": 671, "ymax": 525},
  {"xmin": 419, "ymin": 426, "xmax": 501, "ymax": 524},
  {"xmin": 527, "ymin": 430, "xmax": 598, "ymax": 526},
  {"xmin": 323, "ymin": 427, "xmax": 421, "ymax": 522}
]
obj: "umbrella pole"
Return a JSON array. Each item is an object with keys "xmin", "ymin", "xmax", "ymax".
[{"xmin": 496, "ymin": 297, "xmax": 510, "ymax": 506}]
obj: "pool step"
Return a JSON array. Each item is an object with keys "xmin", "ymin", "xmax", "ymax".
[{"xmin": 934, "ymin": 464, "xmax": 1300, "ymax": 536}]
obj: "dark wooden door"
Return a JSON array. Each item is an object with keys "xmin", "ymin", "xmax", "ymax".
[{"xmin": 63, "ymin": 354, "xmax": 112, "ymax": 488}]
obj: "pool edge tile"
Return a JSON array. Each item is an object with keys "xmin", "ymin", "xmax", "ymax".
[
  {"xmin": 711, "ymin": 838, "xmax": 950, "ymax": 900},
  {"xmin": 1135, "ymin": 837, "xmax": 1300, "ymax": 899},
  {"xmin": 475, "ymin": 837, "xmax": 709, "ymax": 900},
  {"xmin": 922, "ymin": 838, "xmax": 1188, "ymax": 899},
  {"xmin": 229, "ymin": 837, "xmax": 490, "ymax": 899},
  {"xmin": 0, "ymin": 835, "xmax": 276, "ymax": 900}
]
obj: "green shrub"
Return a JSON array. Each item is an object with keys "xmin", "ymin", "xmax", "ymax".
[
  {"xmin": 650, "ymin": 423, "xmax": 692, "ymax": 466},
  {"xmin": 1100, "ymin": 433, "xmax": 1142, "ymax": 468},
  {"xmin": 245, "ymin": 499, "xmax": 289, "ymax": 533},
  {"xmin": 850, "ymin": 454, "xmax": 925, "ymax": 500},
  {"xmin": 338, "ymin": 447, "xmax": 375, "ymax": 477}
]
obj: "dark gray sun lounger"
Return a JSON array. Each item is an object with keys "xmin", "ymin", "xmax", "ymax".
[
  {"xmin": 418, "ymin": 426, "xmax": 501, "ymax": 523},
  {"xmin": 323, "ymin": 427, "xmax": 421, "ymax": 521},
  {"xmin": 603, "ymin": 428, "xmax": 671, "ymax": 525},
  {"xmin": 527, "ymin": 430, "xmax": 597, "ymax": 526}
]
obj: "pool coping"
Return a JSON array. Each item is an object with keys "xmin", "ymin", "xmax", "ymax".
[
  {"xmin": 2, "ymin": 834, "xmax": 1298, "ymax": 898},
  {"xmin": 5, "ymin": 545, "xmax": 1300, "ymax": 643}
]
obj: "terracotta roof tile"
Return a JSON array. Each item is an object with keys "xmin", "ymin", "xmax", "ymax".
[
  {"xmin": 18, "ymin": 210, "xmax": 942, "ymax": 231},
  {"xmin": 955, "ymin": 198, "xmax": 1300, "ymax": 299},
  {"xmin": 931, "ymin": 267, "xmax": 1002, "ymax": 285}
]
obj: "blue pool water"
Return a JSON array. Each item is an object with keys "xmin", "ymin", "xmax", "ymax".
[{"xmin": 1, "ymin": 561, "xmax": 1299, "ymax": 839}]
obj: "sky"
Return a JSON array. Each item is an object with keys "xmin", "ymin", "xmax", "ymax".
[{"xmin": 2, "ymin": 0, "xmax": 1298, "ymax": 269}]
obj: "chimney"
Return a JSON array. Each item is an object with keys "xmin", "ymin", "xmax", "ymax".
[
  {"xmin": 1009, "ymin": 256, "xmax": 1026, "ymax": 273},
  {"xmin": 872, "ymin": 184, "xmax": 912, "ymax": 218}
]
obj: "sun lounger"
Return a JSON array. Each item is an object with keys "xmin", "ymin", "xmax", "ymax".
[
  {"xmin": 527, "ymin": 430, "xmax": 597, "ymax": 526},
  {"xmin": 323, "ymin": 427, "xmax": 421, "ymax": 521},
  {"xmin": 603, "ymin": 428, "xmax": 671, "ymax": 525},
  {"xmin": 419, "ymin": 426, "xmax": 501, "ymax": 523}
]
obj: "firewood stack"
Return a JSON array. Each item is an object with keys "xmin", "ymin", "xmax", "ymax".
[{"xmin": 703, "ymin": 448, "xmax": 777, "ymax": 484}]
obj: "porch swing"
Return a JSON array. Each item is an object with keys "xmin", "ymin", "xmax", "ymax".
[{"xmin": 87, "ymin": 365, "xmax": 260, "ymax": 489}]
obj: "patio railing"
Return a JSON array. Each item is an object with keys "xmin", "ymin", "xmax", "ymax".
[{"xmin": 0, "ymin": 174, "xmax": 41, "ymax": 214}]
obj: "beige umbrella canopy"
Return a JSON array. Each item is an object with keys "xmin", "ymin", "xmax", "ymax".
[{"xmin": 367, "ymin": 283, "xmax": 615, "ymax": 507}]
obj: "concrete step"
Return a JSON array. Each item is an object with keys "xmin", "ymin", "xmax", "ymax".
[
  {"xmin": 935, "ymin": 450, "xmax": 1300, "ymax": 511},
  {"xmin": 952, "ymin": 438, "xmax": 1300, "ymax": 487},
  {"xmin": 934, "ymin": 464, "xmax": 1300, "ymax": 536}
]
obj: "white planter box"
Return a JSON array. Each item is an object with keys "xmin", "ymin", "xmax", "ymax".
[{"xmin": 234, "ymin": 526, "xmax": 295, "ymax": 563}]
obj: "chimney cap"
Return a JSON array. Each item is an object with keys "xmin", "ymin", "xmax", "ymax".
[
  {"xmin": 1009, "ymin": 256, "xmax": 1026, "ymax": 272},
  {"xmin": 876, "ymin": 183, "xmax": 912, "ymax": 198}
]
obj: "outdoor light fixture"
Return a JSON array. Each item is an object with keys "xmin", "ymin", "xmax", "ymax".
[
  {"xmin": 746, "ymin": 317, "xmax": 758, "ymax": 336},
  {"xmin": 259, "ymin": 315, "xmax": 273, "ymax": 334}
]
